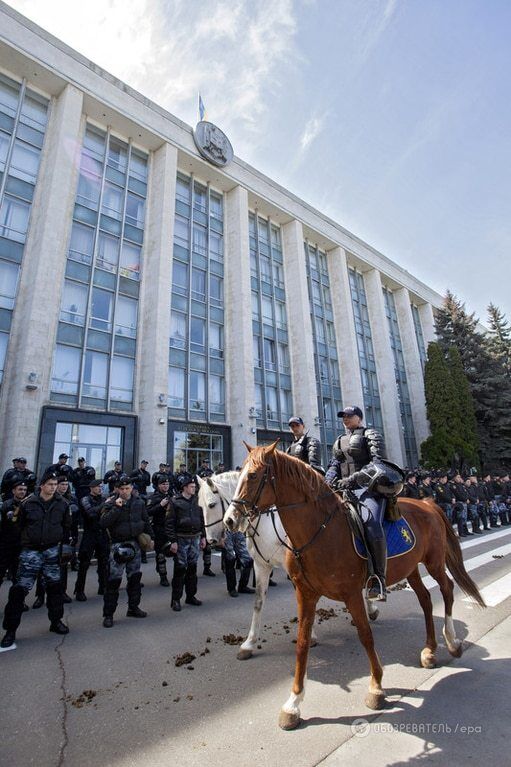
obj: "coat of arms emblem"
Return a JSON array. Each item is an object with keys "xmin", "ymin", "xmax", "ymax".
[{"xmin": 193, "ymin": 121, "xmax": 233, "ymax": 168}]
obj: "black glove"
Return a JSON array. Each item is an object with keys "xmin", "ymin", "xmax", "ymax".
[{"xmin": 334, "ymin": 478, "xmax": 354, "ymax": 492}]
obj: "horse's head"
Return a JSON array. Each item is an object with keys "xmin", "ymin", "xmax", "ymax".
[
  {"xmin": 224, "ymin": 440, "xmax": 279, "ymax": 533},
  {"xmin": 197, "ymin": 475, "xmax": 225, "ymax": 544}
]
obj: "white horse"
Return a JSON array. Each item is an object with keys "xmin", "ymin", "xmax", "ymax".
[{"xmin": 197, "ymin": 472, "xmax": 325, "ymax": 660}]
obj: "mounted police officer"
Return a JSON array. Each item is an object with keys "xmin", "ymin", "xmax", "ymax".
[
  {"xmin": 74, "ymin": 479, "xmax": 109, "ymax": 601},
  {"xmin": 1, "ymin": 471, "xmax": 71, "ymax": 650},
  {"xmin": 286, "ymin": 416, "xmax": 324, "ymax": 474},
  {"xmin": 325, "ymin": 406, "xmax": 404, "ymax": 601}
]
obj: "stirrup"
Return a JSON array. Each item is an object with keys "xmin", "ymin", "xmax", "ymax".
[{"xmin": 365, "ymin": 575, "xmax": 387, "ymax": 602}]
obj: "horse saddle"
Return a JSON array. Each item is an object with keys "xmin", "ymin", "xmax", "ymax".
[{"xmin": 344, "ymin": 490, "xmax": 416, "ymax": 559}]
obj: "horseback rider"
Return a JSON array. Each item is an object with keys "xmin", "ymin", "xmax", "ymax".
[
  {"xmin": 325, "ymin": 406, "xmax": 404, "ymax": 601},
  {"xmin": 286, "ymin": 416, "xmax": 325, "ymax": 474}
]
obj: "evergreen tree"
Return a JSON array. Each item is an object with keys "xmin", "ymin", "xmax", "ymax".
[
  {"xmin": 486, "ymin": 303, "xmax": 511, "ymax": 378},
  {"xmin": 445, "ymin": 347, "xmax": 479, "ymax": 470}
]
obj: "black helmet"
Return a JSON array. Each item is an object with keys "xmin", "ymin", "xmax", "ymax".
[
  {"xmin": 113, "ymin": 542, "xmax": 137, "ymax": 564},
  {"xmin": 358, "ymin": 459, "xmax": 405, "ymax": 497}
]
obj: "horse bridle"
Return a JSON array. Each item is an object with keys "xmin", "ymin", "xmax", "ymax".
[
  {"xmin": 230, "ymin": 461, "xmax": 277, "ymax": 520},
  {"xmin": 203, "ymin": 485, "xmax": 227, "ymax": 530}
]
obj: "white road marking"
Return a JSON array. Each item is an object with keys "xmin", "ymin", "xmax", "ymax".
[
  {"xmin": 459, "ymin": 526, "xmax": 511, "ymax": 551},
  {"xmin": 405, "ymin": 542, "xmax": 511, "ymax": 592},
  {"xmin": 463, "ymin": 572, "xmax": 511, "ymax": 607}
]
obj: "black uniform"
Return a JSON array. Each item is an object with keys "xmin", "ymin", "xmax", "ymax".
[
  {"xmin": 104, "ymin": 469, "xmax": 123, "ymax": 494},
  {"xmin": 72, "ymin": 465, "xmax": 96, "ymax": 500},
  {"xmin": 325, "ymin": 426, "xmax": 388, "ymax": 599},
  {"xmin": 46, "ymin": 462, "xmax": 74, "ymax": 482},
  {"xmin": 130, "ymin": 468, "xmax": 151, "ymax": 496},
  {"xmin": 286, "ymin": 432, "xmax": 324, "ymax": 474},
  {"xmin": 164, "ymin": 494, "xmax": 205, "ymax": 604},
  {"xmin": 1, "ymin": 468, "xmax": 37, "ymax": 500},
  {"xmin": 74, "ymin": 491, "xmax": 109, "ymax": 598},
  {"xmin": 402, "ymin": 481, "xmax": 420, "ymax": 499},
  {"xmin": 146, "ymin": 490, "xmax": 171, "ymax": 585},
  {"xmin": 0, "ymin": 497, "xmax": 23, "ymax": 586}
]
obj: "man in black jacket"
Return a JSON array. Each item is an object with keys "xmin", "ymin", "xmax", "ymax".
[
  {"xmin": 146, "ymin": 474, "xmax": 171, "ymax": 587},
  {"xmin": 72, "ymin": 457, "xmax": 96, "ymax": 501},
  {"xmin": 1, "ymin": 458, "xmax": 37, "ymax": 499},
  {"xmin": 402, "ymin": 472, "xmax": 420, "ymax": 499},
  {"xmin": 452, "ymin": 473, "xmax": 472, "ymax": 537},
  {"xmin": 1, "ymin": 471, "xmax": 71, "ymax": 649},
  {"xmin": 46, "ymin": 453, "xmax": 74, "ymax": 482},
  {"xmin": 164, "ymin": 473, "xmax": 206, "ymax": 612},
  {"xmin": 0, "ymin": 479, "xmax": 27, "ymax": 588},
  {"xmin": 74, "ymin": 480, "xmax": 109, "ymax": 601},
  {"xmin": 130, "ymin": 460, "xmax": 151, "ymax": 497},
  {"xmin": 286, "ymin": 416, "xmax": 324, "ymax": 474},
  {"xmin": 104, "ymin": 461, "xmax": 123, "ymax": 494},
  {"xmin": 100, "ymin": 476, "xmax": 153, "ymax": 628}
]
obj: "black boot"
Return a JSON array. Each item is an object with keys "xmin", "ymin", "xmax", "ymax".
[
  {"xmin": 126, "ymin": 572, "xmax": 146, "ymax": 617},
  {"xmin": 185, "ymin": 564, "xmax": 201, "ymax": 604},
  {"xmin": 238, "ymin": 565, "xmax": 255, "ymax": 594},
  {"xmin": 203, "ymin": 566, "xmax": 216, "ymax": 577},
  {"xmin": 103, "ymin": 578, "xmax": 121, "ymax": 621},
  {"xmin": 74, "ymin": 560, "xmax": 89, "ymax": 601},
  {"xmin": 171, "ymin": 564, "xmax": 186, "ymax": 606},
  {"xmin": 46, "ymin": 581, "xmax": 65, "ymax": 629},
  {"xmin": 364, "ymin": 536, "xmax": 387, "ymax": 601},
  {"xmin": 1, "ymin": 630, "xmax": 16, "ymax": 649},
  {"xmin": 3, "ymin": 584, "xmax": 26, "ymax": 634},
  {"xmin": 60, "ymin": 565, "xmax": 72, "ymax": 603},
  {"xmin": 49, "ymin": 621, "xmax": 69, "ymax": 635},
  {"xmin": 225, "ymin": 557, "xmax": 238, "ymax": 597},
  {"xmin": 156, "ymin": 553, "xmax": 169, "ymax": 587}
]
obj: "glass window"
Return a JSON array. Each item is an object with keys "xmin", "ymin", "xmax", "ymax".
[
  {"xmin": 90, "ymin": 287, "xmax": 113, "ymax": 332},
  {"xmin": 120, "ymin": 241, "xmax": 141, "ymax": 278},
  {"xmin": 77, "ymin": 171, "xmax": 101, "ymax": 209},
  {"xmin": 82, "ymin": 350, "xmax": 108, "ymax": 399},
  {"xmin": 191, "ymin": 268, "xmax": 206, "ymax": 301},
  {"xmin": 0, "ymin": 331, "xmax": 8, "ymax": 383},
  {"xmin": 20, "ymin": 92, "xmax": 48, "ymax": 129},
  {"xmin": 263, "ymin": 338, "xmax": 276, "ymax": 369},
  {"xmin": 0, "ymin": 195, "xmax": 30, "ymax": 242},
  {"xmin": 102, "ymin": 181, "xmax": 124, "ymax": 220},
  {"xmin": 251, "ymin": 292, "xmax": 259, "ymax": 318},
  {"xmin": 209, "ymin": 274, "xmax": 223, "ymax": 306},
  {"xmin": 209, "ymin": 193, "xmax": 222, "ymax": 219},
  {"xmin": 278, "ymin": 343, "xmax": 290, "ymax": 372},
  {"xmin": 129, "ymin": 149, "xmax": 147, "ymax": 182},
  {"xmin": 190, "ymin": 317, "xmax": 205, "ymax": 349},
  {"xmin": 266, "ymin": 387, "xmax": 278, "ymax": 419},
  {"xmin": 260, "ymin": 256, "xmax": 271, "ymax": 282},
  {"xmin": 115, "ymin": 295, "xmax": 138, "ymax": 337},
  {"xmin": 9, "ymin": 140, "xmax": 40, "ymax": 183},
  {"xmin": 190, "ymin": 371, "xmax": 205, "ymax": 409},
  {"xmin": 51, "ymin": 345, "xmax": 81, "ymax": 394},
  {"xmin": 192, "ymin": 224, "xmax": 207, "ymax": 254},
  {"xmin": 170, "ymin": 311, "xmax": 186, "ymax": 348},
  {"xmin": 254, "ymin": 383, "xmax": 263, "ymax": 417},
  {"xmin": 107, "ymin": 138, "xmax": 128, "ymax": 172},
  {"xmin": 69, "ymin": 222, "xmax": 94, "ymax": 264},
  {"xmin": 168, "ymin": 366, "xmax": 185, "ymax": 407},
  {"xmin": 60, "ymin": 280, "xmax": 88, "ymax": 325},
  {"xmin": 253, "ymin": 336, "xmax": 261, "ymax": 366},
  {"xmin": 172, "ymin": 260, "xmax": 188, "ymax": 295},
  {"xmin": 209, "ymin": 231, "xmax": 223, "ymax": 259},
  {"xmin": 174, "ymin": 215, "xmax": 189, "ymax": 246},
  {"xmin": 176, "ymin": 175, "xmax": 190, "ymax": 203},
  {"xmin": 0, "ymin": 260, "xmax": 19, "ymax": 310},
  {"xmin": 125, "ymin": 192, "xmax": 145, "ymax": 228},
  {"xmin": 0, "ymin": 76, "xmax": 20, "ymax": 119},
  {"xmin": 193, "ymin": 183, "xmax": 207, "ymax": 212},
  {"xmin": 83, "ymin": 126, "xmax": 106, "ymax": 160},
  {"xmin": 110, "ymin": 356, "xmax": 134, "ymax": 402},
  {"xmin": 280, "ymin": 389, "xmax": 291, "ymax": 422},
  {"xmin": 209, "ymin": 375, "xmax": 224, "ymax": 413},
  {"xmin": 209, "ymin": 323, "xmax": 223, "ymax": 352},
  {"xmin": 97, "ymin": 232, "xmax": 119, "ymax": 272},
  {"xmin": 261, "ymin": 296, "xmax": 273, "ymax": 322},
  {"xmin": 275, "ymin": 302, "xmax": 287, "ymax": 328},
  {"xmin": 0, "ymin": 130, "xmax": 10, "ymax": 170}
]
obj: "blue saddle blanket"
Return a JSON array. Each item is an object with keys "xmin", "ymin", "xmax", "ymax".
[{"xmin": 353, "ymin": 517, "xmax": 416, "ymax": 559}]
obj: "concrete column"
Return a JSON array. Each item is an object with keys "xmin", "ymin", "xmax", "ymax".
[
  {"xmin": 418, "ymin": 302, "xmax": 436, "ymax": 347},
  {"xmin": 136, "ymin": 142, "xmax": 177, "ymax": 466},
  {"xmin": 0, "ymin": 84, "xmax": 83, "ymax": 471},
  {"xmin": 282, "ymin": 220, "xmax": 319, "ymax": 437},
  {"xmin": 393, "ymin": 287, "xmax": 429, "ymax": 449},
  {"xmin": 224, "ymin": 186, "xmax": 253, "ymax": 468},
  {"xmin": 363, "ymin": 268, "xmax": 405, "ymax": 465},
  {"xmin": 327, "ymin": 246, "xmax": 364, "ymax": 408}
]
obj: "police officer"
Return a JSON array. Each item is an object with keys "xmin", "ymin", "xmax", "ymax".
[
  {"xmin": 172, "ymin": 464, "xmax": 188, "ymax": 496},
  {"xmin": 197, "ymin": 459, "xmax": 213, "ymax": 479},
  {"xmin": 1, "ymin": 458, "xmax": 36, "ymax": 499},
  {"xmin": 130, "ymin": 460, "xmax": 151, "ymax": 496},
  {"xmin": 402, "ymin": 472, "xmax": 420, "ymax": 499},
  {"xmin": 104, "ymin": 461, "xmax": 123, "ymax": 494},
  {"xmin": 325, "ymin": 406, "xmax": 403, "ymax": 601},
  {"xmin": 0, "ymin": 480, "xmax": 27, "ymax": 588},
  {"xmin": 72, "ymin": 457, "xmax": 96, "ymax": 501},
  {"xmin": 435, "ymin": 471, "xmax": 455, "ymax": 524},
  {"xmin": 286, "ymin": 416, "xmax": 324, "ymax": 473},
  {"xmin": 1, "ymin": 471, "xmax": 71, "ymax": 649},
  {"xmin": 418, "ymin": 473, "xmax": 435, "ymax": 499},
  {"xmin": 466, "ymin": 476, "xmax": 482, "ymax": 534},
  {"xmin": 46, "ymin": 453, "xmax": 74, "ymax": 482},
  {"xmin": 452, "ymin": 473, "xmax": 472, "ymax": 536},
  {"xmin": 220, "ymin": 529, "xmax": 254, "ymax": 598},
  {"xmin": 74, "ymin": 479, "xmax": 109, "ymax": 601},
  {"xmin": 146, "ymin": 474, "xmax": 172, "ymax": 587},
  {"xmin": 100, "ymin": 475, "xmax": 154, "ymax": 628},
  {"xmin": 164, "ymin": 473, "xmax": 206, "ymax": 611}
]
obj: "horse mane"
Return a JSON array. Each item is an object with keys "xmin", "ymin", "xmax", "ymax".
[{"xmin": 247, "ymin": 447, "xmax": 329, "ymax": 501}]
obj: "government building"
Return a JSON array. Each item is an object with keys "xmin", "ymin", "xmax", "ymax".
[{"xmin": 0, "ymin": 3, "xmax": 440, "ymax": 479}]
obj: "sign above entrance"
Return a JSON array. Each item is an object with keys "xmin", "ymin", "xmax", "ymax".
[{"xmin": 193, "ymin": 121, "xmax": 233, "ymax": 167}]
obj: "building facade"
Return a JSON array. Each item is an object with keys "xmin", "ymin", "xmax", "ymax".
[{"xmin": 0, "ymin": 3, "xmax": 439, "ymax": 478}]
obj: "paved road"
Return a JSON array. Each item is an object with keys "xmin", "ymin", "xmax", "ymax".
[{"xmin": 1, "ymin": 526, "xmax": 510, "ymax": 767}]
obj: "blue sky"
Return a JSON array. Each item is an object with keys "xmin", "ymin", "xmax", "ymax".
[{"xmin": 8, "ymin": 0, "xmax": 511, "ymax": 323}]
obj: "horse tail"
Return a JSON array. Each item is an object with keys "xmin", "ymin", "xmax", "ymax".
[{"xmin": 436, "ymin": 505, "xmax": 486, "ymax": 608}]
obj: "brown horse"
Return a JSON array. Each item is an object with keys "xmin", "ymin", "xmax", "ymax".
[{"xmin": 224, "ymin": 442, "xmax": 485, "ymax": 730}]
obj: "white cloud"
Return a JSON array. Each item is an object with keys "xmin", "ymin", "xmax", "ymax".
[
  {"xmin": 6, "ymin": 0, "xmax": 300, "ymax": 157},
  {"xmin": 299, "ymin": 114, "xmax": 325, "ymax": 151}
]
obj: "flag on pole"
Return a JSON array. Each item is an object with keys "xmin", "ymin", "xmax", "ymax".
[{"xmin": 198, "ymin": 93, "xmax": 208, "ymax": 122}]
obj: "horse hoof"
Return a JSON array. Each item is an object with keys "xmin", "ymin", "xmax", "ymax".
[
  {"xmin": 278, "ymin": 711, "xmax": 301, "ymax": 730},
  {"xmin": 365, "ymin": 692, "xmax": 385, "ymax": 710},
  {"xmin": 448, "ymin": 641, "xmax": 463, "ymax": 658},
  {"xmin": 420, "ymin": 649, "xmax": 437, "ymax": 669},
  {"xmin": 237, "ymin": 648, "xmax": 253, "ymax": 661},
  {"xmin": 369, "ymin": 609, "xmax": 379, "ymax": 621}
]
